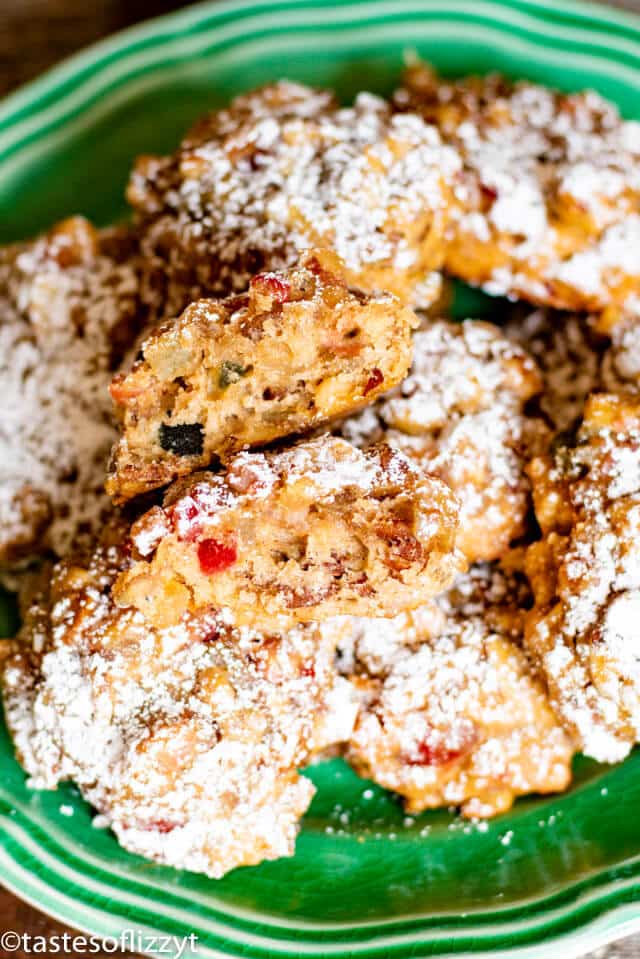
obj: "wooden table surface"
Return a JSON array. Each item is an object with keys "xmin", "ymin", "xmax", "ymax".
[{"xmin": 0, "ymin": 1, "xmax": 639, "ymax": 956}]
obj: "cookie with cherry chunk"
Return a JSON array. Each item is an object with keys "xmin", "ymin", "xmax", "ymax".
[
  {"xmin": 114, "ymin": 436, "xmax": 463, "ymax": 630},
  {"xmin": 1, "ymin": 521, "xmax": 357, "ymax": 878},
  {"xmin": 107, "ymin": 251, "xmax": 418, "ymax": 503},
  {"xmin": 338, "ymin": 558, "xmax": 573, "ymax": 817}
]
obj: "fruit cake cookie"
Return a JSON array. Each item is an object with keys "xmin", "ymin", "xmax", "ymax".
[
  {"xmin": 526, "ymin": 393, "xmax": 640, "ymax": 762},
  {"xmin": 0, "ymin": 522, "xmax": 358, "ymax": 878},
  {"xmin": 0, "ymin": 216, "xmax": 144, "ymax": 569},
  {"xmin": 113, "ymin": 436, "xmax": 463, "ymax": 630},
  {"xmin": 339, "ymin": 319, "xmax": 548, "ymax": 562},
  {"xmin": 107, "ymin": 251, "xmax": 418, "ymax": 503},
  {"xmin": 506, "ymin": 308, "xmax": 640, "ymax": 431},
  {"xmin": 337, "ymin": 558, "xmax": 574, "ymax": 818},
  {"xmin": 395, "ymin": 63, "xmax": 640, "ymax": 315},
  {"xmin": 127, "ymin": 81, "xmax": 461, "ymax": 316}
]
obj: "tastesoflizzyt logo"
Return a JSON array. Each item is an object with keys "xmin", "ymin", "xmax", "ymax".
[{"xmin": 0, "ymin": 930, "xmax": 199, "ymax": 956}]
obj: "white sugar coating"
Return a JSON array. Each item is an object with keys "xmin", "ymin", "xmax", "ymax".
[
  {"xmin": 338, "ymin": 562, "xmax": 573, "ymax": 817},
  {"xmin": 2, "ymin": 533, "xmax": 358, "ymax": 877},
  {"xmin": 0, "ymin": 219, "xmax": 143, "ymax": 566},
  {"xmin": 382, "ymin": 321, "xmax": 537, "ymax": 430},
  {"xmin": 253, "ymin": 435, "xmax": 420, "ymax": 498},
  {"xmin": 337, "ymin": 319, "xmax": 545, "ymax": 561},
  {"xmin": 546, "ymin": 215, "xmax": 640, "ymax": 302},
  {"xmin": 129, "ymin": 81, "xmax": 460, "ymax": 313},
  {"xmin": 396, "ymin": 68, "xmax": 640, "ymax": 309},
  {"xmin": 599, "ymin": 590, "xmax": 640, "ymax": 679},
  {"xmin": 226, "ymin": 436, "xmax": 387, "ymax": 500},
  {"xmin": 526, "ymin": 399, "xmax": 640, "ymax": 761}
]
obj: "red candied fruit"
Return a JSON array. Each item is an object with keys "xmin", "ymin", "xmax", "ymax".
[
  {"xmin": 406, "ymin": 741, "xmax": 465, "ymax": 767},
  {"xmin": 364, "ymin": 368, "xmax": 384, "ymax": 395},
  {"xmin": 251, "ymin": 272, "xmax": 291, "ymax": 303},
  {"xmin": 145, "ymin": 819, "xmax": 178, "ymax": 834},
  {"xmin": 197, "ymin": 537, "xmax": 238, "ymax": 574},
  {"xmin": 405, "ymin": 724, "xmax": 477, "ymax": 767}
]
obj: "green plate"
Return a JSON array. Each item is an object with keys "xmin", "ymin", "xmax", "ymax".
[{"xmin": 1, "ymin": 1, "xmax": 640, "ymax": 956}]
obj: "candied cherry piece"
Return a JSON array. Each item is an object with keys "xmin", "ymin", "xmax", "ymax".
[
  {"xmin": 197, "ymin": 538, "xmax": 238, "ymax": 574},
  {"xmin": 405, "ymin": 723, "xmax": 477, "ymax": 767},
  {"xmin": 250, "ymin": 272, "xmax": 291, "ymax": 303},
  {"xmin": 145, "ymin": 819, "xmax": 179, "ymax": 834},
  {"xmin": 171, "ymin": 495, "xmax": 204, "ymax": 543}
]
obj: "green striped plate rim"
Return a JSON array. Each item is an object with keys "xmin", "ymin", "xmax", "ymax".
[{"xmin": 1, "ymin": 1, "xmax": 640, "ymax": 956}]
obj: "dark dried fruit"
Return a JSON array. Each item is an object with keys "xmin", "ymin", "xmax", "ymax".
[{"xmin": 158, "ymin": 422, "xmax": 204, "ymax": 457}]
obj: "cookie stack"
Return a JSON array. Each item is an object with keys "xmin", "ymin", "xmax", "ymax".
[{"xmin": 1, "ymin": 66, "xmax": 639, "ymax": 878}]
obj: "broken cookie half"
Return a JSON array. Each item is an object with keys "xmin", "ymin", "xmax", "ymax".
[
  {"xmin": 114, "ymin": 435, "xmax": 463, "ymax": 630},
  {"xmin": 107, "ymin": 251, "xmax": 418, "ymax": 503}
]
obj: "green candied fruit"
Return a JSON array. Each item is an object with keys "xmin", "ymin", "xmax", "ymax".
[{"xmin": 217, "ymin": 360, "xmax": 250, "ymax": 390}]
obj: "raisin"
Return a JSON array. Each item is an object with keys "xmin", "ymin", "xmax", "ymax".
[
  {"xmin": 198, "ymin": 538, "xmax": 237, "ymax": 574},
  {"xmin": 218, "ymin": 361, "xmax": 250, "ymax": 390},
  {"xmin": 158, "ymin": 422, "xmax": 204, "ymax": 457}
]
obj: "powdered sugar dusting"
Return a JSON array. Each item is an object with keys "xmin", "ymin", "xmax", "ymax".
[
  {"xmin": 338, "ymin": 561, "xmax": 573, "ymax": 817},
  {"xmin": 129, "ymin": 81, "xmax": 460, "ymax": 313},
  {"xmin": 396, "ymin": 66, "xmax": 640, "ymax": 310},
  {"xmin": 526, "ymin": 395, "xmax": 640, "ymax": 761},
  {"xmin": 0, "ymin": 218, "xmax": 143, "ymax": 566},
  {"xmin": 339, "ymin": 319, "xmax": 546, "ymax": 561},
  {"xmin": 2, "ymin": 530, "xmax": 358, "ymax": 877}
]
